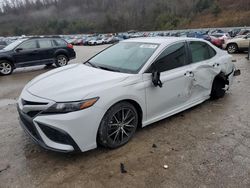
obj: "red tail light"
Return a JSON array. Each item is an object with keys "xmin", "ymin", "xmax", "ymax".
[{"xmin": 67, "ymin": 43, "xmax": 74, "ymax": 49}]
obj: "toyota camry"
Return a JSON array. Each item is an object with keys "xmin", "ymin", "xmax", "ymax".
[{"xmin": 17, "ymin": 37, "xmax": 240, "ymax": 152}]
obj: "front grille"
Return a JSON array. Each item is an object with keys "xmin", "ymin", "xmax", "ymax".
[
  {"xmin": 27, "ymin": 111, "xmax": 42, "ymax": 118},
  {"xmin": 22, "ymin": 99, "xmax": 48, "ymax": 106}
]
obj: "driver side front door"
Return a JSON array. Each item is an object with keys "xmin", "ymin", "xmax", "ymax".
[{"xmin": 143, "ymin": 42, "xmax": 194, "ymax": 125}]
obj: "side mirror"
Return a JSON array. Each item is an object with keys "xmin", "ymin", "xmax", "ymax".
[
  {"xmin": 15, "ymin": 48, "xmax": 23, "ymax": 52},
  {"xmin": 152, "ymin": 71, "xmax": 163, "ymax": 88},
  {"xmin": 243, "ymin": 36, "xmax": 248, "ymax": 39}
]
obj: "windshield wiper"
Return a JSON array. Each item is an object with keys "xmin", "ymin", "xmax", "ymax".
[
  {"xmin": 84, "ymin": 61, "xmax": 120, "ymax": 72},
  {"xmin": 98, "ymin": 66, "xmax": 120, "ymax": 72},
  {"xmin": 84, "ymin": 61, "xmax": 99, "ymax": 68}
]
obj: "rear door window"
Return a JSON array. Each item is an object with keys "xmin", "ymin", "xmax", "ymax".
[
  {"xmin": 38, "ymin": 39, "xmax": 53, "ymax": 49},
  {"xmin": 189, "ymin": 41, "xmax": 216, "ymax": 63},
  {"xmin": 53, "ymin": 39, "xmax": 67, "ymax": 47}
]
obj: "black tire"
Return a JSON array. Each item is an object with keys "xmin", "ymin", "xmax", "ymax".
[
  {"xmin": 98, "ymin": 102, "xmax": 138, "ymax": 149},
  {"xmin": 227, "ymin": 43, "xmax": 238, "ymax": 54},
  {"xmin": 0, "ymin": 60, "xmax": 14, "ymax": 76},
  {"xmin": 211, "ymin": 78, "xmax": 226, "ymax": 99},
  {"xmin": 55, "ymin": 54, "xmax": 68, "ymax": 67}
]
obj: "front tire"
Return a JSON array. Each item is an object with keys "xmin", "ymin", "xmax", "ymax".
[
  {"xmin": 55, "ymin": 55, "xmax": 68, "ymax": 67},
  {"xmin": 0, "ymin": 60, "xmax": 14, "ymax": 76},
  {"xmin": 98, "ymin": 102, "xmax": 138, "ymax": 149},
  {"xmin": 227, "ymin": 43, "xmax": 238, "ymax": 54}
]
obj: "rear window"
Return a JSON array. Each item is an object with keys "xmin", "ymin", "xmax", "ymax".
[
  {"xmin": 38, "ymin": 39, "xmax": 53, "ymax": 48},
  {"xmin": 53, "ymin": 39, "xmax": 67, "ymax": 47}
]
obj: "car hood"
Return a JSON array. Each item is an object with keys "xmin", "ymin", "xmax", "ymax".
[
  {"xmin": 0, "ymin": 49, "xmax": 9, "ymax": 53},
  {"xmin": 26, "ymin": 64, "xmax": 130, "ymax": 102}
]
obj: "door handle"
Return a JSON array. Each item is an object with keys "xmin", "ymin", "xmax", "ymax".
[{"xmin": 184, "ymin": 71, "xmax": 194, "ymax": 77}]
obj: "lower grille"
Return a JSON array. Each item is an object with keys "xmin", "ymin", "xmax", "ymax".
[
  {"xmin": 38, "ymin": 123, "xmax": 80, "ymax": 151},
  {"xmin": 27, "ymin": 111, "xmax": 42, "ymax": 118},
  {"xmin": 18, "ymin": 110, "xmax": 40, "ymax": 140}
]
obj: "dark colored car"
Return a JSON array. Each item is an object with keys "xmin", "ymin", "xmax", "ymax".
[
  {"xmin": 0, "ymin": 41, "xmax": 7, "ymax": 50},
  {"xmin": 0, "ymin": 37, "xmax": 76, "ymax": 76}
]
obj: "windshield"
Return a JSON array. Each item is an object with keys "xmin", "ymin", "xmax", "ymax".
[
  {"xmin": 3, "ymin": 39, "xmax": 27, "ymax": 51},
  {"xmin": 88, "ymin": 42, "xmax": 159, "ymax": 73}
]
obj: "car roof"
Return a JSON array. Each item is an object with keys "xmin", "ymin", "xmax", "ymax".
[{"xmin": 121, "ymin": 37, "xmax": 203, "ymax": 45}]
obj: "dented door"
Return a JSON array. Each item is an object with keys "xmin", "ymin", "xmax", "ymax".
[{"xmin": 187, "ymin": 41, "xmax": 222, "ymax": 101}]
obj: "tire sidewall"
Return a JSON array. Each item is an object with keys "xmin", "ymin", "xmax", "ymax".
[
  {"xmin": 98, "ymin": 102, "xmax": 138, "ymax": 149},
  {"xmin": 55, "ymin": 55, "xmax": 68, "ymax": 67},
  {"xmin": 227, "ymin": 44, "xmax": 237, "ymax": 54},
  {"xmin": 0, "ymin": 60, "xmax": 14, "ymax": 76}
]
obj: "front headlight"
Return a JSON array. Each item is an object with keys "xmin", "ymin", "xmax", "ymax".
[{"xmin": 44, "ymin": 97, "xmax": 99, "ymax": 114}]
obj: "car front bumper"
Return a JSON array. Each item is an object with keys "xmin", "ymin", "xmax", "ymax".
[{"xmin": 17, "ymin": 90, "xmax": 105, "ymax": 153}]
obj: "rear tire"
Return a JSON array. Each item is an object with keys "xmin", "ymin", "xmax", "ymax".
[
  {"xmin": 98, "ymin": 102, "xmax": 138, "ymax": 149},
  {"xmin": 0, "ymin": 60, "xmax": 14, "ymax": 76},
  {"xmin": 211, "ymin": 78, "xmax": 226, "ymax": 99},
  {"xmin": 55, "ymin": 55, "xmax": 68, "ymax": 67}
]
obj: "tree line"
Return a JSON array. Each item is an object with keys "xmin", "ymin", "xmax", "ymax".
[{"xmin": 0, "ymin": 0, "xmax": 244, "ymax": 36}]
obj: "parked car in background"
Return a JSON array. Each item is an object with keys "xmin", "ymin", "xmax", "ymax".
[
  {"xmin": 88, "ymin": 37, "xmax": 105, "ymax": 45},
  {"xmin": 223, "ymin": 34, "xmax": 250, "ymax": 53},
  {"xmin": 187, "ymin": 32, "xmax": 205, "ymax": 39},
  {"xmin": 0, "ymin": 41, "xmax": 7, "ymax": 49},
  {"xmin": 104, "ymin": 36, "xmax": 119, "ymax": 44},
  {"xmin": 236, "ymin": 29, "xmax": 250, "ymax": 37},
  {"xmin": 211, "ymin": 33, "xmax": 231, "ymax": 42},
  {"xmin": 0, "ymin": 37, "xmax": 76, "ymax": 75},
  {"xmin": 210, "ymin": 36, "xmax": 224, "ymax": 48},
  {"xmin": 17, "ymin": 37, "xmax": 239, "ymax": 152}
]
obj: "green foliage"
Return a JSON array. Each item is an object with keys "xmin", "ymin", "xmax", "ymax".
[{"xmin": 155, "ymin": 13, "xmax": 181, "ymax": 30}]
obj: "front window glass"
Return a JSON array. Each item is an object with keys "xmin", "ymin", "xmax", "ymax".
[
  {"xmin": 153, "ymin": 42, "xmax": 187, "ymax": 72},
  {"xmin": 88, "ymin": 42, "xmax": 159, "ymax": 73},
  {"xmin": 18, "ymin": 40, "xmax": 37, "ymax": 50},
  {"xmin": 3, "ymin": 39, "xmax": 27, "ymax": 51}
]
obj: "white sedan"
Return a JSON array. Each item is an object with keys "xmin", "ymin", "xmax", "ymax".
[{"xmin": 17, "ymin": 37, "xmax": 240, "ymax": 152}]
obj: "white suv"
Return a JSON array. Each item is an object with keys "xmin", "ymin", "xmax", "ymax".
[{"xmin": 223, "ymin": 34, "xmax": 250, "ymax": 53}]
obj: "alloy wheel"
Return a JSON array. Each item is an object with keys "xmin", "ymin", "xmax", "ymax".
[
  {"xmin": 57, "ymin": 56, "xmax": 68, "ymax": 66},
  {"xmin": 107, "ymin": 108, "xmax": 137, "ymax": 145},
  {"xmin": 228, "ymin": 45, "xmax": 237, "ymax": 53},
  {"xmin": 0, "ymin": 62, "xmax": 12, "ymax": 75}
]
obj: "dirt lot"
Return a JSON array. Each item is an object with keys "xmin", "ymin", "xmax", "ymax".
[{"xmin": 0, "ymin": 45, "xmax": 250, "ymax": 188}]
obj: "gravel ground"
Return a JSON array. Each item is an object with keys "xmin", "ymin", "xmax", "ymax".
[{"xmin": 0, "ymin": 45, "xmax": 250, "ymax": 188}]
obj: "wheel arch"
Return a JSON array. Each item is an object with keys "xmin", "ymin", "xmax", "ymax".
[
  {"xmin": 96, "ymin": 98, "xmax": 144, "ymax": 143},
  {"xmin": 0, "ymin": 57, "xmax": 15, "ymax": 67},
  {"xmin": 54, "ymin": 49, "xmax": 69, "ymax": 59},
  {"xmin": 214, "ymin": 71, "xmax": 229, "ymax": 85},
  {"xmin": 226, "ymin": 42, "xmax": 238, "ymax": 49}
]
